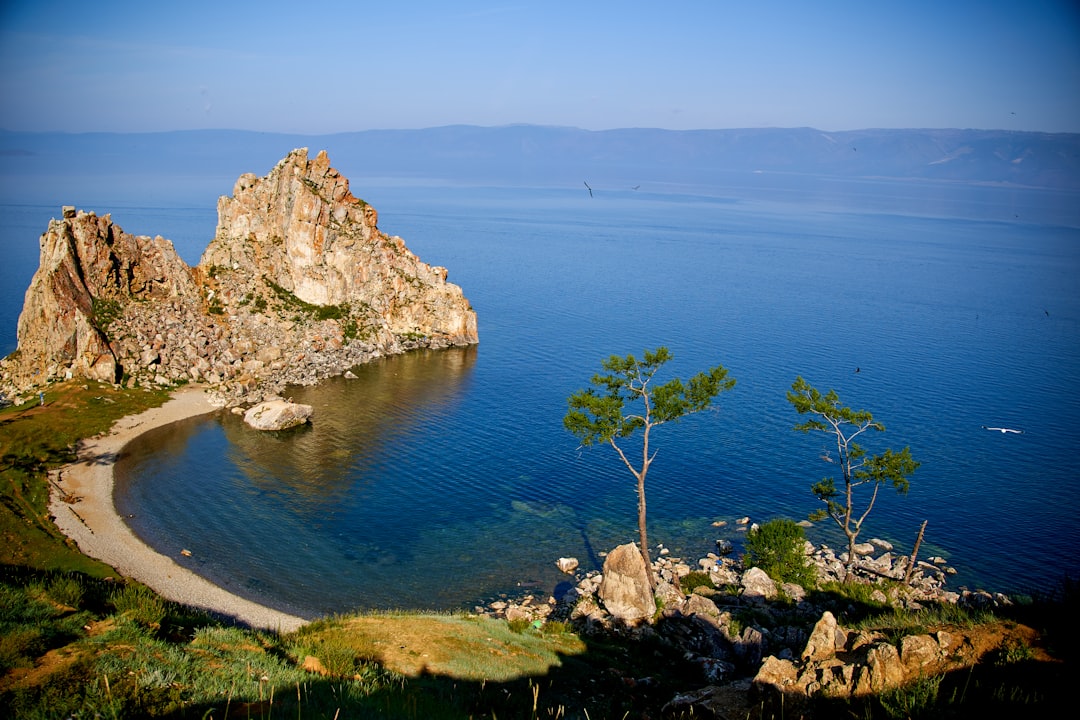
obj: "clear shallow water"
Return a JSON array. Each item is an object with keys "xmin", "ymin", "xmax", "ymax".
[{"xmin": 5, "ymin": 176, "xmax": 1079, "ymax": 618}]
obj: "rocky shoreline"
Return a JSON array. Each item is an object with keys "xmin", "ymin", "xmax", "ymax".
[{"xmin": 477, "ymin": 533, "xmax": 1014, "ymax": 714}]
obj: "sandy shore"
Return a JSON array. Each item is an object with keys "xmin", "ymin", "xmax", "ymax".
[{"xmin": 49, "ymin": 387, "xmax": 307, "ymax": 633}]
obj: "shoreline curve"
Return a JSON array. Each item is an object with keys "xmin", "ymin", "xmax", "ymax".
[{"xmin": 49, "ymin": 387, "xmax": 307, "ymax": 633}]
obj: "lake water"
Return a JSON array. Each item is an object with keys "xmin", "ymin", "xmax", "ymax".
[{"xmin": 4, "ymin": 176, "xmax": 1079, "ymax": 618}]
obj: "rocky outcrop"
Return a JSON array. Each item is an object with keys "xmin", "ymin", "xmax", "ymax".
[
  {"xmin": 4, "ymin": 206, "xmax": 200, "ymax": 388},
  {"xmin": 200, "ymin": 149, "xmax": 477, "ymax": 347},
  {"xmin": 1, "ymin": 150, "xmax": 478, "ymax": 400},
  {"xmin": 751, "ymin": 610, "xmax": 963, "ymax": 705}
]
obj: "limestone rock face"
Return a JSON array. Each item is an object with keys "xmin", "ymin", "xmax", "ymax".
[
  {"xmin": 5, "ymin": 210, "xmax": 200, "ymax": 389},
  {"xmin": 1, "ymin": 149, "xmax": 479, "ymax": 398},
  {"xmin": 598, "ymin": 543, "xmax": 656, "ymax": 623},
  {"xmin": 200, "ymin": 148, "xmax": 478, "ymax": 346},
  {"xmin": 244, "ymin": 400, "xmax": 313, "ymax": 431}
]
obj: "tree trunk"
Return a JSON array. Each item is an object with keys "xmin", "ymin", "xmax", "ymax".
[
  {"xmin": 844, "ymin": 532, "xmax": 857, "ymax": 582},
  {"xmin": 904, "ymin": 520, "xmax": 928, "ymax": 585},
  {"xmin": 637, "ymin": 473, "xmax": 656, "ymax": 589}
]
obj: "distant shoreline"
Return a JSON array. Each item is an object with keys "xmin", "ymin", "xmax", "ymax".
[{"xmin": 49, "ymin": 387, "xmax": 307, "ymax": 633}]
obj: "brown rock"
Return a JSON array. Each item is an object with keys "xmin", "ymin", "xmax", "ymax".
[
  {"xmin": 852, "ymin": 642, "xmax": 906, "ymax": 696},
  {"xmin": 598, "ymin": 542, "xmax": 656, "ymax": 623},
  {"xmin": 802, "ymin": 611, "xmax": 838, "ymax": 663}
]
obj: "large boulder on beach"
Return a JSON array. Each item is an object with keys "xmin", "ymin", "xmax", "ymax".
[
  {"xmin": 244, "ymin": 400, "xmax": 313, "ymax": 430},
  {"xmin": 598, "ymin": 543, "xmax": 656, "ymax": 622}
]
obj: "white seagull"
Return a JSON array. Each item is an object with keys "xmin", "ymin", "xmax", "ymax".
[{"xmin": 982, "ymin": 426, "xmax": 1024, "ymax": 434}]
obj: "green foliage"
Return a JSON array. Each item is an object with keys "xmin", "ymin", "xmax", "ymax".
[
  {"xmin": 507, "ymin": 618, "xmax": 532, "ymax": 634},
  {"xmin": 263, "ymin": 276, "xmax": 356, "ymax": 331},
  {"xmin": 47, "ymin": 574, "xmax": 85, "ymax": 607},
  {"xmin": 91, "ymin": 297, "xmax": 123, "ymax": 334},
  {"xmin": 0, "ymin": 579, "xmax": 92, "ymax": 675},
  {"xmin": 681, "ymin": 571, "xmax": 715, "ymax": 593},
  {"xmin": 743, "ymin": 518, "xmax": 816, "ymax": 587},
  {"xmin": 788, "ymin": 376, "xmax": 919, "ymax": 575},
  {"xmin": 565, "ymin": 348, "xmax": 735, "ymax": 448},
  {"xmin": 876, "ymin": 673, "xmax": 943, "ymax": 718},
  {"xmin": 990, "ymin": 638, "xmax": 1035, "ymax": 666}
]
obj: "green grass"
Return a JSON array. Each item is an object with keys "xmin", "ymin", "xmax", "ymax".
[{"xmin": 1, "ymin": 380, "xmax": 170, "ymax": 575}]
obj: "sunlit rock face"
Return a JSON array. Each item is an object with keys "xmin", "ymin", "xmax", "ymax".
[
  {"xmin": 2, "ymin": 150, "xmax": 478, "ymax": 398},
  {"xmin": 202, "ymin": 148, "xmax": 478, "ymax": 345},
  {"xmin": 6, "ymin": 207, "xmax": 201, "ymax": 388}
]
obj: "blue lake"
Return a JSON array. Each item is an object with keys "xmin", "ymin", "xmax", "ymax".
[{"xmin": 4, "ymin": 176, "xmax": 1079, "ymax": 618}]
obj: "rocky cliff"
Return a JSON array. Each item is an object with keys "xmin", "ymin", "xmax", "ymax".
[{"xmin": 1, "ymin": 149, "xmax": 478, "ymax": 400}]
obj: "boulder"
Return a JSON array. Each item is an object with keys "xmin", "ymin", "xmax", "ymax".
[
  {"xmin": 244, "ymin": 400, "xmax": 313, "ymax": 430},
  {"xmin": 852, "ymin": 642, "xmax": 906, "ymax": 695},
  {"xmin": 598, "ymin": 543, "xmax": 656, "ymax": 623},
  {"xmin": 801, "ymin": 611, "xmax": 838, "ymax": 663},
  {"xmin": 740, "ymin": 566, "xmax": 777, "ymax": 604}
]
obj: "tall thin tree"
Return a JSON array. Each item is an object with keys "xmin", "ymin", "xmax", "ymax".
[
  {"xmin": 565, "ymin": 347, "xmax": 734, "ymax": 588},
  {"xmin": 787, "ymin": 376, "xmax": 919, "ymax": 579}
]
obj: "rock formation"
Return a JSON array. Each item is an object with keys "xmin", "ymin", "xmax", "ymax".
[{"xmin": 1, "ymin": 150, "xmax": 478, "ymax": 400}]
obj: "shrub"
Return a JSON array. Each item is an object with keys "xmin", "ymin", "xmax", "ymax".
[
  {"xmin": 111, "ymin": 583, "xmax": 165, "ymax": 629},
  {"xmin": 743, "ymin": 518, "xmax": 816, "ymax": 587},
  {"xmin": 47, "ymin": 574, "xmax": 84, "ymax": 608},
  {"xmin": 681, "ymin": 571, "xmax": 715, "ymax": 593}
]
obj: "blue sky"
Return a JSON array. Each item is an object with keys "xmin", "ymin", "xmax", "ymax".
[{"xmin": 2, "ymin": 0, "xmax": 1078, "ymax": 134}]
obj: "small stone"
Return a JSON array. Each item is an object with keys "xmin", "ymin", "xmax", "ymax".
[{"xmin": 556, "ymin": 557, "xmax": 580, "ymax": 574}]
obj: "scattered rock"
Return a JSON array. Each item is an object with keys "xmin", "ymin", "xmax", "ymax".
[{"xmin": 740, "ymin": 567, "xmax": 777, "ymax": 604}]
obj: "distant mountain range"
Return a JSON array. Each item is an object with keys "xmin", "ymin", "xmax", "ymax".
[{"xmin": 2, "ymin": 126, "xmax": 1078, "ymax": 205}]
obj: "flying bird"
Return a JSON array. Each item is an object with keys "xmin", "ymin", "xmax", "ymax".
[
  {"xmin": 583, "ymin": 181, "xmax": 593, "ymax": 198},
  {"xmin": 982, "ymin": 426, "xmax": 1024, "ymax": 434}
]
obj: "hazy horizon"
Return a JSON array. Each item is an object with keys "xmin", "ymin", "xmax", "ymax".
[{"xmin": 2, "ymin": 1, "xmax": 1078, "ymax": 135}]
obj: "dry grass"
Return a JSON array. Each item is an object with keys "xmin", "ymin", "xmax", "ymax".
[{"xmin": 292, "ymin": 613, "xmax": 586, "ymax": 681}]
